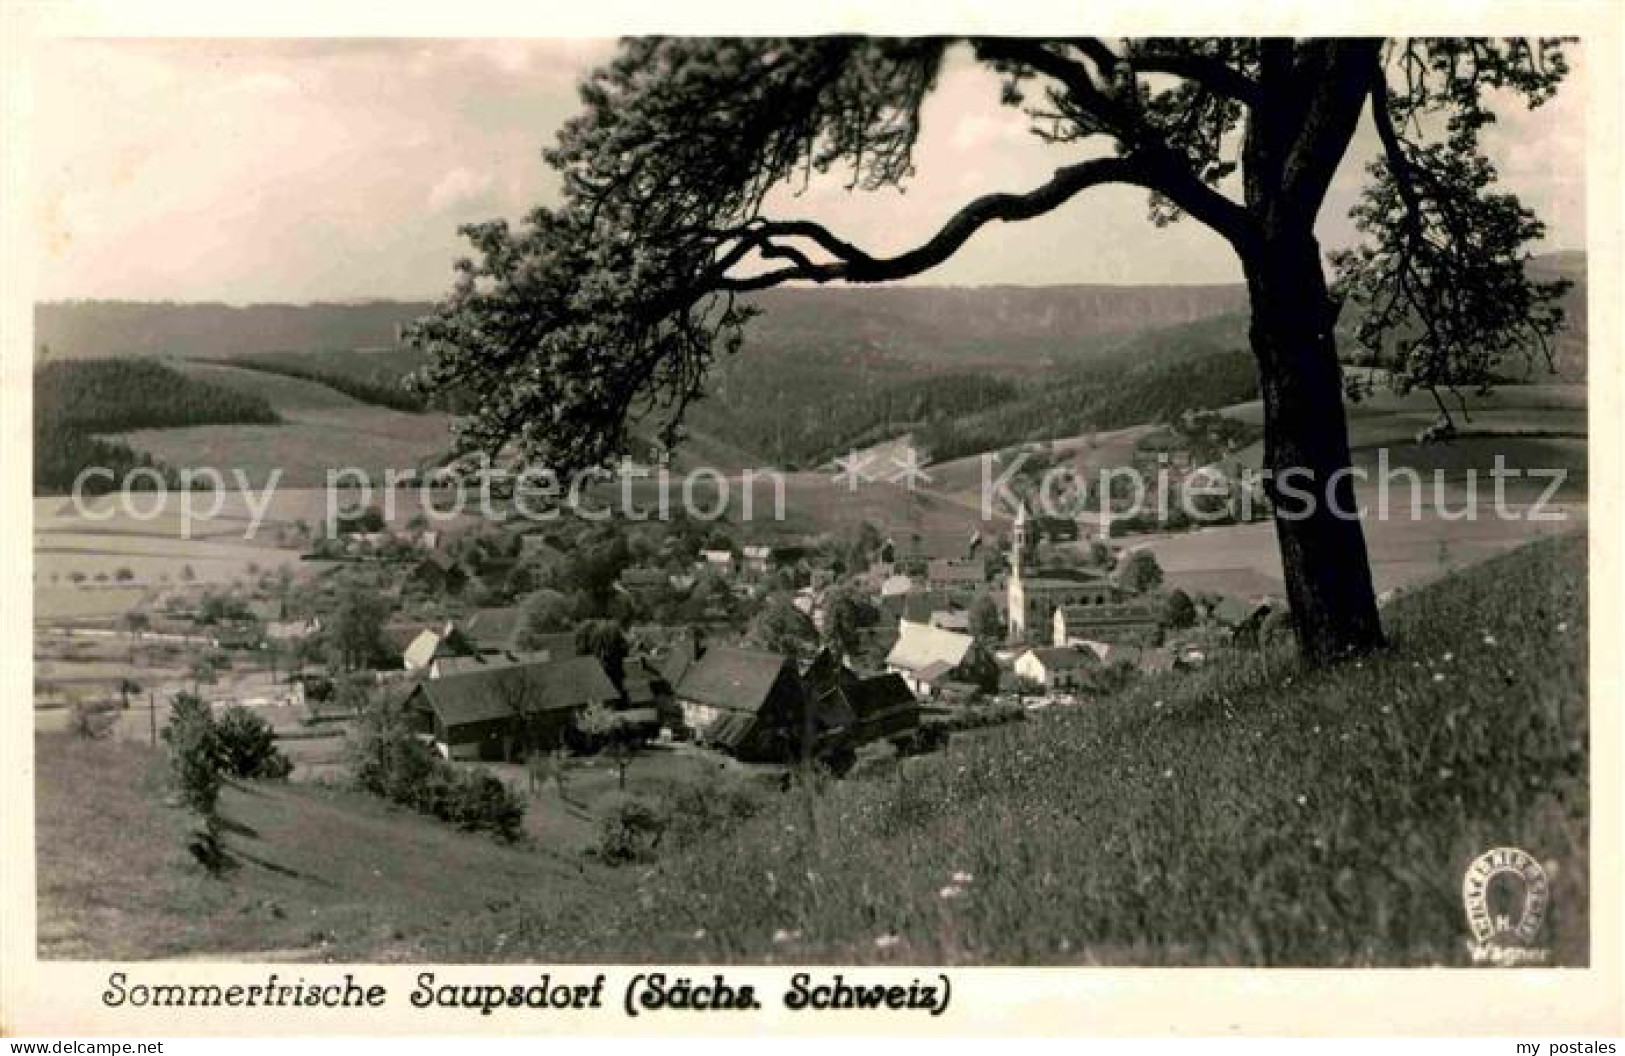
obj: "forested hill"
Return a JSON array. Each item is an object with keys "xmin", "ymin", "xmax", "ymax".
[
  {"xmin": 35, "ymin": 252, "xmax": 1582, "ymax": 372},
  {"xmin": 33, "ymin": 300, "xmax": 437, "ymax": 360},
  {"xmin": 33, "ymin": 284, "xmax": 1251, "ymax": 361}
]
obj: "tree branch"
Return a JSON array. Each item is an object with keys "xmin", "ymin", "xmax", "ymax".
[
  {"xmin": 1130, "ymin": 50, "xmax": 1264, "ymax": 109},
  {"xmin": 712, "ymin": 149, "xmax": 1249, "ymax": 292},
  {"xmin": 1278, "ymin": 40, "xmax": 1383, "ymax": 222},
  {"xmin": 1368, "ymin": 66, "xmax": 1426, "ymax": 233},
  {"xmin": 973, "ymin": 38, "xmax": 1140, "ymax": 143}
]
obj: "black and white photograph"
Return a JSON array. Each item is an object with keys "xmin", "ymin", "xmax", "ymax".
[{"xmin": 2, "ymin": 0, "xmax": 1621, "ymax": 1039}]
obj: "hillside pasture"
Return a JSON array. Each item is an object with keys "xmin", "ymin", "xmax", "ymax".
[
  {"xmin": 34, "ymin": 531, "xmax": 307, "ymax": 602},
  {"xmin": 113, "ymin": 405, "xmax": 454, "ymax": 489},
  {"xmin": 168, "ymin": 360, "xmax": 365, "ymax": 410},
  {"xmin": 1135, "ymin": 494, "xmax": 1586, "ymax": 598},
  {"xmin": 35, "ymin": 734, "xmax": 612, "ymax": 960},
  {"xmin": 1222, "ymin": 383, "xmax": 1586, "ymax": 447},
  {"xmin": 604, "ymin": 470, "xmax": 1002, "ymax": 549}
]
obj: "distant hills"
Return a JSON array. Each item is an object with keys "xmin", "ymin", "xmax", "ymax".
[
  {"xmin": 32, "ymin": 283, "xmax": 1251, "ymax": 363},
  {"xmin": 32, "ymin": 251, "xmax": 1584, "ymax": 469},
  {"xmin": 34, "ymin": 252, "xmax": 1581, "ymax": 371},
  {"xmin": 33, "ymin": 299, "xmax": 436, "ymax": 360}
]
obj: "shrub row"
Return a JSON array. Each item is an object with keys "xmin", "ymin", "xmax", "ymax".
[{"xmin": 348, "ymin": 703, "xmax": 525, "ymax": 842}]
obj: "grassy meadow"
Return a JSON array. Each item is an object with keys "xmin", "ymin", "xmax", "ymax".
[{"xmin": 34, "ymin": 733, "xmax": 618, "ymax": 960}]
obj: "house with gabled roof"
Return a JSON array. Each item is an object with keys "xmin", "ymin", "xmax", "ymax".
[
  {"xmin": 672, "ymin": 644, "xmax": 851, "ymax": 762},
  {"xmin": 404, "ymin": 654, "xmax": 620, "ymax": 761},
  {"xmin": 402, "ymin": 624, "xmax": 476, "ymax": 672},
  {"xmin": 803, "ymin": 649, "xmax": 918, "ymax": 747},
  {"xmin": 459, "ymin": 606, "xmax": 524, "ymax": 655},
  {"xmin": 1053, "ymin": 600, "xmax": 1161, "ymax": 647},
  {"xmin": 1014, "ymin": 645, "xmax": 1100, "ymax": 690},
  {"xmin": 884, "ymin": 619, "xmax": 997, "ymax": 697}
]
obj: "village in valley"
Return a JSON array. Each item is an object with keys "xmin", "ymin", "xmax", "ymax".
[
  {"xmin": 30, "ymin": 334, "xmax": 1589, "ymax": 959},
  {"xmin": 36, "ymin": 434, "xmax": 1279, "ymax": 825}
]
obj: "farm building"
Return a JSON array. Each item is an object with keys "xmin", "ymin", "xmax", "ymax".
[
  {"xmin": 460, "ymin": 606, "xmax": 525, "ymax": 654},
  {"xmin": 672, "ymin": 644, "xmax": 852, "ymax": 762},
  {"xmin": 700, "ymin": 549, "xmax": 735, "ymax": 573},
  {"xmin": 1014, "ymin": 646, "xmax": 1099, "ymax": 690},
  {"xmin": 1209, "ymin": 596, "xmax": 1275, "ymax": 644},
  {"xmin": 405, "ymin": 654, "xmax": 620, "ymax": 761},
  {"xmin": 1052, "ymin": 601, "xmax": 1161, "ymax": 647},
  {"xmin": 401, "ymin": 625, "xmax": 476, "ymax": 672},
  {"xmin": 885, "ymin": 619, "xmax": 998, "ymax": 697},
  {"xmin": 802, "ymin": 649, "xmax": 919, "ymax": 747},
  {"xmin": 925, "ymin": 558, "xmax": 984, "ymax": 592}
]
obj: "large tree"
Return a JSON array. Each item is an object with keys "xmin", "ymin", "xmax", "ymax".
[{"xmin": 410, "ymin": 37, "xmax": 1571, "ymax": 665}]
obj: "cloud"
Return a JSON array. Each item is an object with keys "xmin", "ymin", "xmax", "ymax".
[
  {"xmin": 32, "ymin": 38, "xmax": 1589, "ymax": 302},
  {"xmin": 427, "ymin": 167, "xmax": 498, "ymax": 213}
]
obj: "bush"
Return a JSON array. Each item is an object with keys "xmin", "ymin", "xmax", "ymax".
[
  {"xmin": 346, "ymin": 693, "xmax": 526, "ymax": 843},
  {"xmin": 162, "ymin": 693, "xmax": 221, "ymax": 817},
  {"xmin": 213, "ymin": 706, "xmax": 293, "ymax": 780},
  {"xmin": 597, "ymin": 794, "xmax": 667, "ymax": 865},
  {"xmin": 893, "ymin": 723, "xmax": 950, "ymax": 757},
  {"xmin": 657, "ymin": 774, "xmax": 771, "ymax": 851},
  {"xmin": 69, "ymin": 699, "xmax": 117, "ymax": 740},
  {"xmin": 447, "ymin": 773, "xmax": 526, "ymax": 842},
  {"xmin": 926, "ymin": 701, "xmax": 1027, "ymax": 733}
]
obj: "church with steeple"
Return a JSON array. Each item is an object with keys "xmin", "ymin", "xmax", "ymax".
[{"xmin": 1005, "ymin": 503, "xmax": 1118, "ymax": 642}]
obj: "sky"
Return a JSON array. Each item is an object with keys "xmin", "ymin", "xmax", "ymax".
[{"xmin": 32, "ymin": 38, "xmax": 1587, "ymax": 303}]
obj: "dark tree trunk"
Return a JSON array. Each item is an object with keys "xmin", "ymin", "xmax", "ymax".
[
  {"xmin": 1230, "ymin": 40, "xmax": 1386, "ymax": 666},
  {"xmin": 1243, "ymin": 229, "xmax": 1385, "ymax": 664}
]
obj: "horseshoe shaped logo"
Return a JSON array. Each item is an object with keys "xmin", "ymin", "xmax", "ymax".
[{"xmin": 1462, "ymin": 846, "xmax": 1551, "ymax": 949}]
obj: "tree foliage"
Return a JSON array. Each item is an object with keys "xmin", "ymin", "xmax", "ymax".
[
  {"xmin": 1120, "ymin": 550, "xmax": 1166, "ymax": 595},
  {"xmin": 747, "ymin": 592, "xmax": 821, "ymax": 657},
  {"xmin": 1331, "ymin": 39, "xmax": 1572, "ymax": 424},
  {"xmin": 409, "ymin": 36, "xmax": 1572, "ymax": 665}
]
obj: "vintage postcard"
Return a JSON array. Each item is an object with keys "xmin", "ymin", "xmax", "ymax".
[{"xmin": 2, "ymin": 0, "xmax": 1621, "ymax": 1040}]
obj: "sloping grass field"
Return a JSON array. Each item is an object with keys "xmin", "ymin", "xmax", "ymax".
[
  {"xmin": 34, "ymin": 734, "xmax": 614, "ymax": 960},
  {"xmin": 415, "ymin": 530, "xmax": 1588, "ymax": 966}
]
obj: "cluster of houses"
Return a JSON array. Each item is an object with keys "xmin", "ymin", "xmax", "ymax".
[
  {"xmin": 292, "ymin": 495, "xmax": 1281, "ymax": 770},
  {"xmin": 393, "ymin": 613, "xmax": 922, "ymax": 767}
]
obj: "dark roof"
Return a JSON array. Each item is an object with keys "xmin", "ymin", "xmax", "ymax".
[
  {"xmin": 675, "ymin": 644, "xmax": 792, "ymax": 714},
  {"xmin": 619, "ymin": 567, "xmax": 671, "ymax": 588},
  {"xmin": 660, "ymin": 637, "xmax": 698, "ymax": 687},
  {"xmin": 926, "ymin": 559, "xmax": 984, "ymax": 584},
  {"xmin": 851, "ymin": 673, "xmax": 919, "ymax": 740},
  {"xmin": 852, "ymin": 673, "xmax": 916, "ymax": 721},
  {"xmin": 1057, "ymin": 602, "xmax": 1158, "ymax": 625},
  {"xmin": 1212, "ymin": 596, "xmax": 1270, "ymax": 627},
  {"xmin": 461, "ymin": 606, "xmax": 522, "ymax": 648},
  {"xmin": 706, "ymin": 710, "xmax": 758, "ymax": 749},
  {"xmin": 900, "ymin": 591, "xmax": 958, "ymax": 625},
  {"xmin": 411, "ymin": 655, "xmax": 618, "ymax": 729},
  {"xmin": 516, "ymin": 631, "xmax": 578, "ymax": 660},
  {"xmin": 1022, "ymin": 568, "xmax": 1110, "ymax": 590}
]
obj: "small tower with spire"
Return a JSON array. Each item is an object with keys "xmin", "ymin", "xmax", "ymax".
[{"xmin": 1007, "ymin": 503, "xmax": 1031, "ymax": 640}]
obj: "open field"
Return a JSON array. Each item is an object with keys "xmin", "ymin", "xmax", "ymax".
[
  {"xmin": 1136, "ymin": 492, "xmax": 1586, "ymax": 599},
  {"xmin": 35, "ymin": 733, "xmax": 615, "ymax": 960},
  {"xmin": 114, "ymin": 407, "xmax": 454, "ymax": 488},
  {"xmin": 927, "ymin": 422, "xmax": 1158, "ymax": 498},
  {"xmin": 1222, "ymin": 382, "xmax": 1586, "ymax": 446},
  {"xmin": 170, "ymin": 360, "xmax": 367, "ymax": 410}
]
